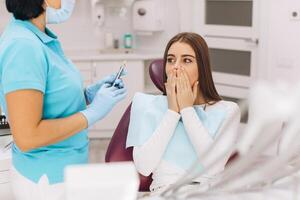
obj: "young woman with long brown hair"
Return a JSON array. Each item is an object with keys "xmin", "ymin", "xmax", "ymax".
[{"xmin": 127, "ymin": 32, "xmax": 241, "ymax": 193}]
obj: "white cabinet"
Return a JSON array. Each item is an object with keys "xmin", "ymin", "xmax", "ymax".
[
  {"xmin": 192, "ymin": 0, "xmax": 260, "ymax": 131},
  {"xmin": 193, "ymin": 0, "xmax": 260, "ymax": 89},
  {"xmin": 74, "ymin": 61, "xmax": 93, "ymax": 87},
  {"xmin": 206, "ymin": 37, "xmax": 258, "ymax": 88},
  {"xmin": 73, "ymin": 60, "xmax": 145, "ymax": 138},
  {"xmin": 194, "ymin": 0, "xmax": 259, "ymax": 39}
]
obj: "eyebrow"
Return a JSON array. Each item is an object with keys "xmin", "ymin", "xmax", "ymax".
[
  {"xmin": 182, "ymin": 54, "xmax": 195, "ymax": 58},
  {"xmin": 167, "ymin": 54, "xmax": 175, "ymax": 57},
  {"xmin": 167, "ymin": 54, "xmax": 195, "ymax": 58}
]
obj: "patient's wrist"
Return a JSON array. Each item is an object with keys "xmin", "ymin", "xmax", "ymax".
[
  {"xmin": 180, "ymin": 106, "xmax": 194, "ymax": 114},
  {"xmin": 167, "ymin": 109, "xmax": 181, "ymax": 119}
]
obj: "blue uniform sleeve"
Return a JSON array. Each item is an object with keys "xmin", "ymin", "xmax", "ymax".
[{"xmin": 1, "ymin": 38, "xmax": 47, "ymax": 94}]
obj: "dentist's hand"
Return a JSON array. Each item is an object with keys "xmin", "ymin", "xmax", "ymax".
[
  {"xmin": 85, "ymin": 72, "xmax": 126, "ymax": 104},
  {"xmin": 81, "ymin": 84, "xmax": 127, "ymax": 127}
]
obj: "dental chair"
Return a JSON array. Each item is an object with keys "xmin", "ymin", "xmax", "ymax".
[{"xmin": 105, "ymin": 59, "xmax": 164, "ymax": 192}]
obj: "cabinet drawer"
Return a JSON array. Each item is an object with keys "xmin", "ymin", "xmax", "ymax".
[{"xmin": 73, "ymin": 61, "xmax": 93, "ymax": 87}]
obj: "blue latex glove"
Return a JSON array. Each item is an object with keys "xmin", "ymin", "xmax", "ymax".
[
  {"xmin": 81, "ymin": 83, "xmax": 127, "ymax": 127},
  {"xmin": 85, "ymin": 70, "xmax": 127, "ymax": 104}
]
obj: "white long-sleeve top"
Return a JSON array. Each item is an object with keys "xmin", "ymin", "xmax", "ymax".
[{"xmin": 133, "ymin": 100, "xmax": 241, "ymax": 192}]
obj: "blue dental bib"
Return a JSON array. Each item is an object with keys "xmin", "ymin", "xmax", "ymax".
[{"xmin": 126, "ymin": 93, "xmax": 227, "ymax": 170}]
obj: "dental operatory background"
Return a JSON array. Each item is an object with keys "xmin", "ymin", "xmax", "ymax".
[{"xmin": 1, "ymin": 0, "xmax": 300, "ymax": 199}]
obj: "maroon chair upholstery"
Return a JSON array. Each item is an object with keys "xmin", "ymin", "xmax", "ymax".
[
  {"xmin": 105, "ymin": 59, "xmax": 164, "ymax": 191},
  {"xmin": 149, "ymin": 59, "xmax": 165, "ymax": 93}
]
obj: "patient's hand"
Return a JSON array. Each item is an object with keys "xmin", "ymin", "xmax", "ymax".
[
  {"xmin": 165, "ymin": 70, "xmax": 179, "ymax": 113},
  {"xmin": 176, "ymin": 68, "xmax": 198, "ymax": 111}
]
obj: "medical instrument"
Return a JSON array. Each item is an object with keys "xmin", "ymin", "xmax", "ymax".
[
  {"xmin": 205, "ymin": 82, "xmax": 300, "ymax": 191},
  {"xmin": 112, "ymin": 61, "xmax": 126, "ymax": 88},
  {"xmin": 210, "ymin": 125, "xmax": 283, "ymax": 191},
  {"xmin": 85, "ymin": 74, "xmax": 122, "ymax": 104},
  {"xmin": 158, "ymin": 81, "xmax": 300, "ymax": 199},
  {"xmin": 210, "ymin": 116, "xmax": 300, "ymax": 193},
  {"xmin": 191, "ymin": 83, "xmax": 300, "ymax": 199},
  {"xmin": 187, "ymin": 84, "xmax": 295, "ymax": 193}
]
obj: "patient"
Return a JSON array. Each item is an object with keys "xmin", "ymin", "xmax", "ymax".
[{"xmin": 126, "ymin": 32, "xmax": 241, "ymax": 192}]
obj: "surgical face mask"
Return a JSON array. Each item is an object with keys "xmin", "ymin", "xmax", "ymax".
[{"xmin": 45, "ymin": 0, "xmax": 75, "ymax": 24}]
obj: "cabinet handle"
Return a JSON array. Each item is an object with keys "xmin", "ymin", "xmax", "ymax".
[
  {"xmin": 244, "ymin": 38, "xmax": 259, "ymax": 45},
  {"xmin": 204, "ymin": 35, "xmax": 259, "ymax": 45}
]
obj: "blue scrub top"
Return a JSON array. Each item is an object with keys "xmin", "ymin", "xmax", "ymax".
[{"xmin": 0, "ymin": 19, "xmax": 89, "ymax": 184}]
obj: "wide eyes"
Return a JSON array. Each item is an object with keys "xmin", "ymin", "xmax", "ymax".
[
  {"xmin": 167, "ymin": 57, "xmax": 194, "ymax": 64},
  {"xmin": 167, "ymin": 57, "xmax": 176, "ymax": 64},
  {"xmin": 183, "ymin": 58, "xmax": 193, "ymax": 64}
]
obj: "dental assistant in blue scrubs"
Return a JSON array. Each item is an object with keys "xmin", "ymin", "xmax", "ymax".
[{"xmin": 0, "ymin": 0, "xmax": 127, "ymax": 200}]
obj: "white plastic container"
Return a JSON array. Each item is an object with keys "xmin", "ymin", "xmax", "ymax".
[{"xmin": 104, "ymin": 32, "xmax": 114, "ymax": 49}]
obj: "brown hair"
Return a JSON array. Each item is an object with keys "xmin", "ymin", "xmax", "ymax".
[{"xmin": 163, "ymin": 32, "xmax": 222, "ymax": 103}]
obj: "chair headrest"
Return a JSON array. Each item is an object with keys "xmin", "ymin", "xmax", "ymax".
[{"xmin": 149, "ymin": 59, "xmax": 165, "ymax": 93}]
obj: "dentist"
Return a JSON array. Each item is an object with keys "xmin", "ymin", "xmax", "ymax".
[{"xmin": 0, "ymin": 0, "xmax": 127, "ymax": 200}]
